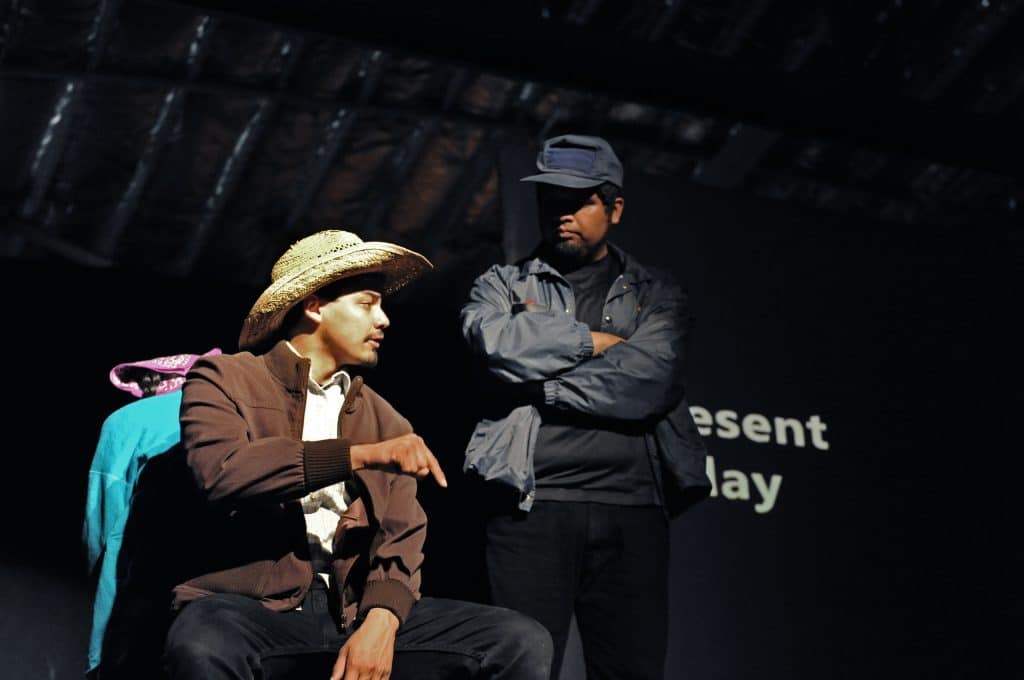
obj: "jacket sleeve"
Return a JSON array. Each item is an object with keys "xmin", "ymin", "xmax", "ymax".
[
  {"xmin": 180, "ymin": 358, "xmax": 352, "ymax": 504},
  {"xmin": 460, "ymin": 265, "xmax": 594, "ymax": 383},
  {"xmin": 357, "ymin": 473, "xmax": 427, "ymax": 624},
  {"xmin": 542, "ymin": 278, "xmax": 691, "ymax": 422},
  {"xmin": 353, "ymin": 392, "xmax": 426, "ymax": 625},
  {"xmin": 84, "ymin": 415, "xmax": 122, "ymax": 571}
]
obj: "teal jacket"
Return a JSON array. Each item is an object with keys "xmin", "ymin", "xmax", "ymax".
[{"xmin": 83, "ymin": 391, "xmax": 181, "ymax": 672}]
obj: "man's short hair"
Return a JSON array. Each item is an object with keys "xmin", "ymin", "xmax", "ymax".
[
  {"xmin": 278, "ymin": 272, "xmax": 388, "ymax": 340},
  {"xmin": 596, "ymin": 181, "xmax": 623, "ymax": 214},
  {"xmin": 314, "ymin": 272, "xmax": 387, "ymax": 302}
]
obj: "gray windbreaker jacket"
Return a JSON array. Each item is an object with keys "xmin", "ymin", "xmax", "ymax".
[{"xmin": 460, "ymin": 243, "xmax": 710, "ymax": 516}]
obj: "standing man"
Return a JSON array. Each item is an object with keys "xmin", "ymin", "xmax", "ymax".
[
  {"xmin": 166, "ymin": 230, "xmax": 551, "ymax": 680},
  {"xmin": 460, "ymin": 135, "xmax": 710, "ymax": 679}
]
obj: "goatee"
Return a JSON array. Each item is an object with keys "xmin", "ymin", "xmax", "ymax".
[{"xmin": 545, "ymin": 240, "xmax": 592, "ymax": 272}]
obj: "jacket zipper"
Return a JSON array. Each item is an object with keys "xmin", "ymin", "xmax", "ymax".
[{"xmin": 334, "ymin": 375, "xmax": 363, "ymax": 632}]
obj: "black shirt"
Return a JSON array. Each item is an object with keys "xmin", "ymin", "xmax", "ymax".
[{"xmin": 533, "ymin": 252, "xmax": 660, "ymax": 506}]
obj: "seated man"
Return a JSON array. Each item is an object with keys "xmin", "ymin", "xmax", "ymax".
[{"xmin": 164, "ymin": 230, "xmax": 552, "ymax": 680}]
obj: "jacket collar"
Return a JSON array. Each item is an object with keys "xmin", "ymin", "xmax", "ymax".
[
  {"xmin": 261, "ymin": 340, "xmax": 365, "ymax": 412},
  {"xmin": 608, "ymin": 242, "xmax": 653, "ymax": 287},
  {"xmin": 262, "ymin": 340, "xmax": 312, "ymax": 395},
  {"xmin": 521, "ymin": 242, "xmax": 653, "ymax": 286}
]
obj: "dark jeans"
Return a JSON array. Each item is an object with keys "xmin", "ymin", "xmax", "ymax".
[
  {"xmin": 486, "ymin": 502, "xmax": 668, "ymax": 680},
  {"xmin": 163, "ymin": 586, "xmax": 552, "ymax": 679}
]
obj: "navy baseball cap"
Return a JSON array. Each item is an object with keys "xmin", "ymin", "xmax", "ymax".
[{"xmin": 520, "ymin": 134, "xmax": 624, "ymax": 189}]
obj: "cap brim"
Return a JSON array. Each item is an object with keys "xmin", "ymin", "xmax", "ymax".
[{"xmin": 520, "ymin": 173, "xmax": 603, "ymax": 189}]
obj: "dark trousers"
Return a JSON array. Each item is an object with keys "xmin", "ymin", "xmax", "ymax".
[
  {"xmin": 486, "ymin": 502, "xmax": 668, "ymax": 680},
  {"xmin": 163, "ymin": 586, "xmax": 552, "ymax": 679}
]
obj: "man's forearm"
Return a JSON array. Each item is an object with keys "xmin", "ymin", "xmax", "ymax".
[
  {"xmin": 350, "ymin": 434, "xmax": 448, "ymax": 487},
  {"xmin": 461, "ymin": 293, "xmax": 595, "ymax": 382}
]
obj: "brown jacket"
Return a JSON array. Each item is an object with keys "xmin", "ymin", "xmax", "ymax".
[{"xmin": 174, "ymin": 340, "xmax": 426, "ymax": 628}]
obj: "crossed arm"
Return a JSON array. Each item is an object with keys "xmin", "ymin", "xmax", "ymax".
[{"xmin": 461, "ymin": 268, "xmax": 691, "ymax": 423}]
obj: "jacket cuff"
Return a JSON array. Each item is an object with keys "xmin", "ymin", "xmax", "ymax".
[
  {"xmin": 358, "ymin": 579, "xmax": 418, "ymax": 626},
  {"xmin": 543, "ymin": 380, "xmax": 559, "ymax": 408},
  {"xmin": 576, "ymin": 322, "xmax": 595, "ymax": 358},
  {"xmin": 302, "ymin": 439, "xmax": 352, "ymax": 490}
]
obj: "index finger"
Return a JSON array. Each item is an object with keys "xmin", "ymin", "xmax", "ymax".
[
  {"xmin": 426, "ymin": 453, "xmax": 448, "ymax": 488},
  {"xmin": 330, "ymin": 646, "xmax": 347, "ymax": 680}
]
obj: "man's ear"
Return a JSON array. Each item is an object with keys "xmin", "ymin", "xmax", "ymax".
[
  {"xmin": 302, "ymin": 295, "xmax": 323, "ymax": 323},
  {"xmin": 610, "ymin": 197, "xmax": 625, "ymax": 225}
]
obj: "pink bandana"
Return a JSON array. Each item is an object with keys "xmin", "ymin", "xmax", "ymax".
[{"xmin": 109, "ymin": 348, "xmax": 222, "ymax": 398}]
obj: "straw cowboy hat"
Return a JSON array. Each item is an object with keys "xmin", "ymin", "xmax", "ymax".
[{"xmin": 239, "ymin": 230, "xmax": 432, "ymax": 350}]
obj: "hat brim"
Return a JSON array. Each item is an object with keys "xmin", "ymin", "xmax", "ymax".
[
  {"xmin": 239, "ymin": 243, "xmax": 432, "ymax": 351},
  {"xmin": 520, "ymin": 173, "xmax": 604, "ymax": 189}
]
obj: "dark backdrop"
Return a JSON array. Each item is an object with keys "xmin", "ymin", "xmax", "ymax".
[
  {"xmin": 0, "ymin": 172, "xmax": 1013, "ymax": 678},
  {"xmin": 619, "ymin": 177, "xmax": 1013, "ymax": 679}
]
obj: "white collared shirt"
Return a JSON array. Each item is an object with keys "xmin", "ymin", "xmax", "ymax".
[{"xmin": 286, "ymin": 342, "xmax": 353, "ymax": 581}]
